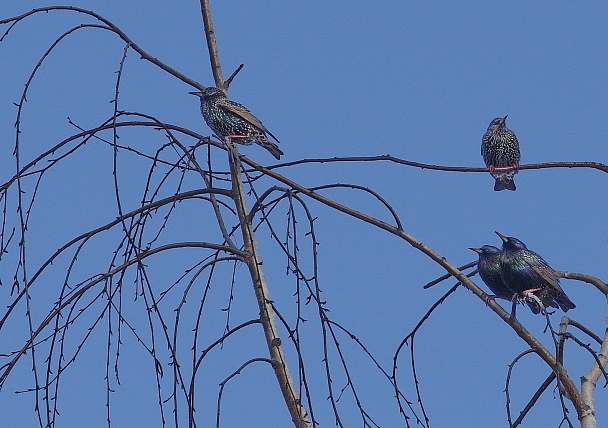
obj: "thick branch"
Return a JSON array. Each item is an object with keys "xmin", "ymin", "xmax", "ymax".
[
  {"xmin": 580, "ymin": 305, "xmax": 608, "ymax": 428},
  {"xmin": 242, "ymin": 156, "xmax": 588, "ymax": 419},
  {"xmin": 229, "ymin": 151, "xmax": 311, "ymax": 428}
]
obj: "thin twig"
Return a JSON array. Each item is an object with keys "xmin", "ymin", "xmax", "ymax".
[
  {"xmin": 0, "ymin": 7, "xmax": 204, "ymax": 89},
  {"xmin": 241, "ymin": 157, "xmax": 587, "ymax": 419}
]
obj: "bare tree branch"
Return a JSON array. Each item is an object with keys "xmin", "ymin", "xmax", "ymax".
[
  {"xmin": 198, "ymin": 0, "xmax": 224, "ymax": 87},
  {"xmin": 241, "ymin": 156, "xmax": 589, "ymax": 419},
  {"xmin": 581, "ymin": 319, "xmax": 608, "ymax": 428},
  {"xmin": 267, "ymin": 156, "xmax": 608, "ymax": 174},
  {"xmin": 0, "ymin": 7, "xmax": 204, "ymax": 90},
  {"xmin": 228, "ymin": 151, "xmax": 311, "ymax": 427},
  {"xmin": 557, "ymin": 271, "xmax": 608, "ymax": 295}
]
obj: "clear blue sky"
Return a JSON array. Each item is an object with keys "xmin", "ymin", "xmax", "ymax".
[{"xmin": 1, "ymin": 2, "xmax": 607, "ymax": 427}]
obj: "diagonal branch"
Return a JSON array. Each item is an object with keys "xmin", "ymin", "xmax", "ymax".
[
  {"xmin": 229, "ymin": 151, "xmax": 311, "ymax": 427},
  {"xmin": 241, "ymin": 156, "xmax": 588, "ymax": 419}
]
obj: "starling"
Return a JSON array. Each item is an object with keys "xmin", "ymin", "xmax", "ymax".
[
  {"xmin": 470, "ymin": 246, "xmax": 541, "ymax": 314},
  {"xmin": 481, "ymin": 116, "xmax": 521, "ymax": 191},
  {"xmin": 190, "ymin": 87, "xmax": 284, "ymax": 160},
  {"xmin": 469, "ymin": 246, "xmax": 513, "ymax": 300},
  {"xmin": 495, "ymin": 232, "xmax": 575, "ymax": 313}
]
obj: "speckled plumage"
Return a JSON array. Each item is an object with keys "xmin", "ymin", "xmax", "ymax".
[
  {"xmin": 481, "ymin": 116, "xmax": 520, "ymax": 191},
  {"xmin": 190, "ymin": 87, "xmax": 283, "ymax": 160},
  {"xmin": 496, "ymin": 232, "xmax": 575, "ymax": 313}
]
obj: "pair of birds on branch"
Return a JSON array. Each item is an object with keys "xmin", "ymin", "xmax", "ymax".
[
  {"xmin": 470, "ymin": 232, "xmax": 575, "ymax": 316},
  {"xmin": 191, "ymin": 87, "xmax": 521, "ymax": 192}
]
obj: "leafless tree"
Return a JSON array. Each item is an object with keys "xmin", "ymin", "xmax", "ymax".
[{"xmin": 0, "ymin": 3, "xmax": 606, "ymax": 428}]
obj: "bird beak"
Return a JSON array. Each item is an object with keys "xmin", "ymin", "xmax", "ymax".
[
  {"xmin": 499, "ymin": 115, "xmax": 508, "ymax": 124},
  {"xmin": 469, "ymin": 247, "xmax": 482, "ymax": 254},
  {"xmin": 189, "ymin": 91, "xmax": 204, "ymax": 96},
  {"xmin": 495, "ymin": 231, "xmax": 507, "ymax": 242}
]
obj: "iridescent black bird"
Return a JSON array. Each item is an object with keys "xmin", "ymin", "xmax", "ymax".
[
  {"xmin": 470, "ymin": 245, "xmax": 541, "ymax": 314},
  {"xmin": 481, "ymin": 116, "xmax": 520, "ymax": 191},
  {"xmin": 495, "ymin": 232, "xmax": 575, "ymax": 313},
  {"xmin": 190, "ymin": 87, "xmax": 283, "ymax": 160},
  {"xmin": 469, "ymin": 246, "xmax": 513, "ymax": 300}
]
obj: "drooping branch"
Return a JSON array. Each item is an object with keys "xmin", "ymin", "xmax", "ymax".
[
  {"xmin": 4, "ymin": 4, "xmax": 605, "ymax": 428},
  {"xmin": 0, "ymin": 241, "xmax": 244, "ymax": 388},
  {"xmin": 0, "ymin": 7, "xmax": 204, "ymax": 90},
  {"xmin": 241, "ymin": 156, "xmax": 589, "ymax": 419},
  {"xmin": 505, "ymin": 349, "xmax": 553, "ymax": 428},
  {"xmin": 228, "ymin": 151, "xmax": 311, "ymax": 427},
  {"xmin": 0, "ymin": 187, "xmax": 231, "ymax": 332}
]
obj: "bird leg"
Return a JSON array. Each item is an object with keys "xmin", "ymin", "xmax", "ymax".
[
  {"xmin": 485, "ymin": 293, "xmax": 519, "ymax": 319},
  {"xmin": 225, "ymin": 135, "xmax": 248, "ymax": 158},
  {"xmin": 223, "ymin": 136, "xmax": 241, "ymax": 162},
  {"xmin": 226, "ymin": 134, "xmax": 247, "ymax": 141},
  {"xmin": 510, "ymin": 299, "xmax": 518, "ymax": 320},
  {"xmin": 225, "ymin": 135, "xmax": 247, "ymax": 149},
  {"xmin": 489, "ymin": 164, "xmax": 519, "ymax": 172},
  {"xmin": 521, "ymin": 288, "xmax": 550, "ymax": 315},
  {"xmin": 504, "ymin": 293, "xmax": 519, "ymax": 319},
  {"xmin": 483, "ymin": 294, "xmax": 511, "ymax": 305},
  {"xmin": 522, "ymin": 288, "xmax": 541, "ymax": 297}
]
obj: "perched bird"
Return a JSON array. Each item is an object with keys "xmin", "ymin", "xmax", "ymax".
[
  {"xmin": 481, "ymin": 116, "xmax": 521, "ymax": 191},
  {"xmin": 469, "ymin": 246, "xmax": 513, "ymax": 301},
  {"xmin": 495, "ymin": 232, "xmax": 575, "ymax": 313},
  {"xmin": 470, "ymin": 246, "xmax": 541, "ymax": 315},
  {"xmin": 190, "ymin": 87, "xmax": 283, "ymax": 160}
]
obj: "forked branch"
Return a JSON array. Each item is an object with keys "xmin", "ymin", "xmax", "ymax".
[
  {"xmin": 198, "ymin": 2, "xmax": 311, "ymax": 426},
  {"xmin": 242, "ymin": 156, "xmax": 589, "ymax": 421}
]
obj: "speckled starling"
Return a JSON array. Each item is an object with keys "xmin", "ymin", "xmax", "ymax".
[
  {"xmin": 470, "ymin": 245, "xmax": 541, "ymax": 314},
  {"xmin": 190, "ymin": 87, "xmax": 283, "ymax": 160},
  {"xmin": 481, "ymin": 116, "xmax": 520, "ymax": 191},
  {"xmin": 495, "ymin": 232, "xmax": 575, "ymax": 313}
]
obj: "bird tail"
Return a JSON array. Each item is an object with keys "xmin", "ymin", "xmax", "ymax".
[
  {"xmin": 257, "ymin": 139, "xmax": 284, "ymax": 160},
  {"xmin": 537, "ymin": 288, "xmax": 575, "ymax": 313},
  {"xmin": 494, "ymin": 177, "xmax": 516, "ymax": 191},
  {"xmin": 555, "ymin": 294, "xmax": 576, "ymax": 312}
]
